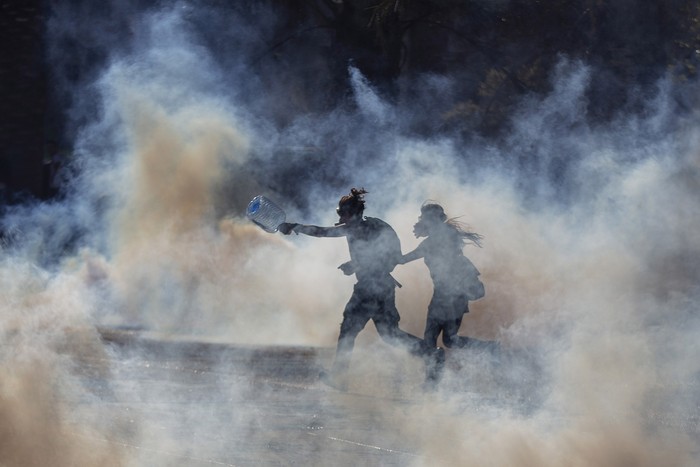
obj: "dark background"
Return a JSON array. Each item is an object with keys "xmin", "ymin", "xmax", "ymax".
[
  {"xmin": 1, "ymin": 0, "xmax": 49, "ymax": 202},
  {"xmin": 2, "ymin": 0, "xmax": 700, "ymax": 204}
]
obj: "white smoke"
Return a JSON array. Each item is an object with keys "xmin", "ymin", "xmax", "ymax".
[{"xmin": 1, "ymin": 1, "xmax": 698, "ymax": 466}]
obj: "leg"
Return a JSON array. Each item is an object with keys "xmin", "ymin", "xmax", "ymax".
[
  {"xmin": 443, "ymin": 316, "xmax": 472, "ymax": 348},
  {"xmin": 423, "ymin": 315, "xmax": 442, "ymax": 349},
  {"xmin": 322, "ymin": 289, "xmax": 371, "ymax": 390},
  {"xmin": 367, "ymin": 282, "xmax": 446, "ymax": 386},
  {"xmin": 422, "ymin": 294, "xmax": 455, "ymax": 388},
  {"xmin": 332, "ymin": 310, "xmax": 369, "ymax": 375},
  {"xmin": 371, "ymin": 292, "xmax": 427, "ymax": 358},
  {"xmin": 442, "ymin": 296, "xmax": 473, "ymax": 348},
  {"xmin": 444, "ymin": 315, "xmax": 500, "ymax": 353},
  {"xmin": 418, "ymin": 316, "xmax": 446, "ymax": 389},
  {"xmin": 375, "ymin": 316, "xmax": 445, "ymax": 389},
  {"xmin": 375, "ymin": 318, "xmax": 428, "ymax": 356}
]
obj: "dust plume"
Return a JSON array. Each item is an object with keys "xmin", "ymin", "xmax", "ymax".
[
  {"xmin": 0, "ymin": 259, "xmax": 126, "ymax": 467},
  {"xmin": 1, "ymin": 1, "xmax": 698, "ymax": 466}
]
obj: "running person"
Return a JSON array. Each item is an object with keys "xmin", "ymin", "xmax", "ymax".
[
  {"xmin": 400, "ymin": 202, "xmax": 488, "ymax": 350},
  {"xmin": 279, "ymin": 188, "xmax": 444, "ymax": 390}
]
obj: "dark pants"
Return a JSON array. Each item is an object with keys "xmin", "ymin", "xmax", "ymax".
[
  {"xmin": 331, "ymin": 279, "xmax": 432, "ymax": 375},
  {"xmin": 424, "ymin": 306, "xmax": 499, "ymax": 354},
  {"xmin": 424, "ymin": 315, "xmax": 472, "ymax": 349},
  {"xmin": 423, "ymin": 293, "xmax": 471, "ymax": 349}
]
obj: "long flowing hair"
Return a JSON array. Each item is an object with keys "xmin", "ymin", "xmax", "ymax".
[
  {"xmin": 421, "ymin": 201, "xmax": 483, "ymax": 248},
  {"xmin": 447, "ymin": 217, "xmax": 484, "ymax": 248}
]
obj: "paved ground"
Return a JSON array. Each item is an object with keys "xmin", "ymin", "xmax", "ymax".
[
  {"xmin": 60, "ymin": 327, "xmax": 699, "ymax": 467},
  {"xmin": 67, "ymin": 328, "xmax": 508, "ymax": 466}
]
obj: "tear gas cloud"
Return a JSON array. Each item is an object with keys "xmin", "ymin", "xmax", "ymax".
[{"xmin": 1, "ymin": 2, "xmax": 699, "ymax": 466}]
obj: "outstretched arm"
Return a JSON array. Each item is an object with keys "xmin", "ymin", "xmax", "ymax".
[
  {"xmin": 398, "ymin": 247, "xmax": 424, "ymax": 264},
  {"xmin": 278, "ymin": 222, "xmax": 350, "ymax": 238}
]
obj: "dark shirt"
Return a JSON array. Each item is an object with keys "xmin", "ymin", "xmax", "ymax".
[
  {"xmin": 416, "ymin": 228, "xmax": 466, "ymax": 290},
  {"xmin": 295, "ymin": 216, "xmax": 401, "ymax": 284}
]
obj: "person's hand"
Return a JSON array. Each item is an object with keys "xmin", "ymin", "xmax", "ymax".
[
  {"xmin": 277, "ymin": 222, "xmax": 299, "ymax": 235},
  {"xmin": 338, "ymin": 261, "xmax": 355, "ymax": 275}
]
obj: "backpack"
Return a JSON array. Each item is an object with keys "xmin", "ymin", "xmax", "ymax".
[{"xmin": 460, "ymin": 255, "xmax": 485, "ymax": 301}]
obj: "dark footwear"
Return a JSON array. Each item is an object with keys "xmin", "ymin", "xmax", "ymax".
[
  {"xmin": 319, "ymin": 369, "xmax": 348, "ymax": 391},
  {"xmin": 436, "ymin": 346, "xmax": 446, "ymax": 364}
]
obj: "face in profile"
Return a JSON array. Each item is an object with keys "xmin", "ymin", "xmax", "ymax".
[
  {"xmin": 413, "ymin": 204, "xmax": 445, "ymax": 237},
  {"xmin": 336, "ymin": 203, "xmax": 360, "ymax": 225},
  {"xmin": 413, "ymin": 216, "xmax": 431, "ymax": 237}
]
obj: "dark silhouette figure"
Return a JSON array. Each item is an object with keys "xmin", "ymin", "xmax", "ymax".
[
  {"xmin": 279, "ymin": 188, "xmax": 444, "ymax": 390},
  {"xmin": 400, "ymin": 202, "xmax": 493, "ymax": 351}
]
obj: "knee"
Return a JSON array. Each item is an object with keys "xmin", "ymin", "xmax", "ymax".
[
  {"xmin": 375, "ymin": 320, "xmax": 399, "ymax": 337},
  {"xmin": 338, "ymin": 320, "xmax": 363, "ymax": 339}
]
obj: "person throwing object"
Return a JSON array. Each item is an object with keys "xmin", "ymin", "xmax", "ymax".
[{"xmin": 279, "ymin": 188, "xmax": 444, "ymax": 390}]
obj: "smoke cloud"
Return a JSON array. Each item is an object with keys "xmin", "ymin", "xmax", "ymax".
[{"xmin": 1, "ymin": 1, "xmax": 698, "ymax": 465}]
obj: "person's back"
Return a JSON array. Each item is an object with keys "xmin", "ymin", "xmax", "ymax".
[
  {"xmin": 419, "ymin": 224, "xmax": 467, "ymax": 292},
  {"xmin": 346, "ymin": 217, "xmax": 402, "ymax": 283}
]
